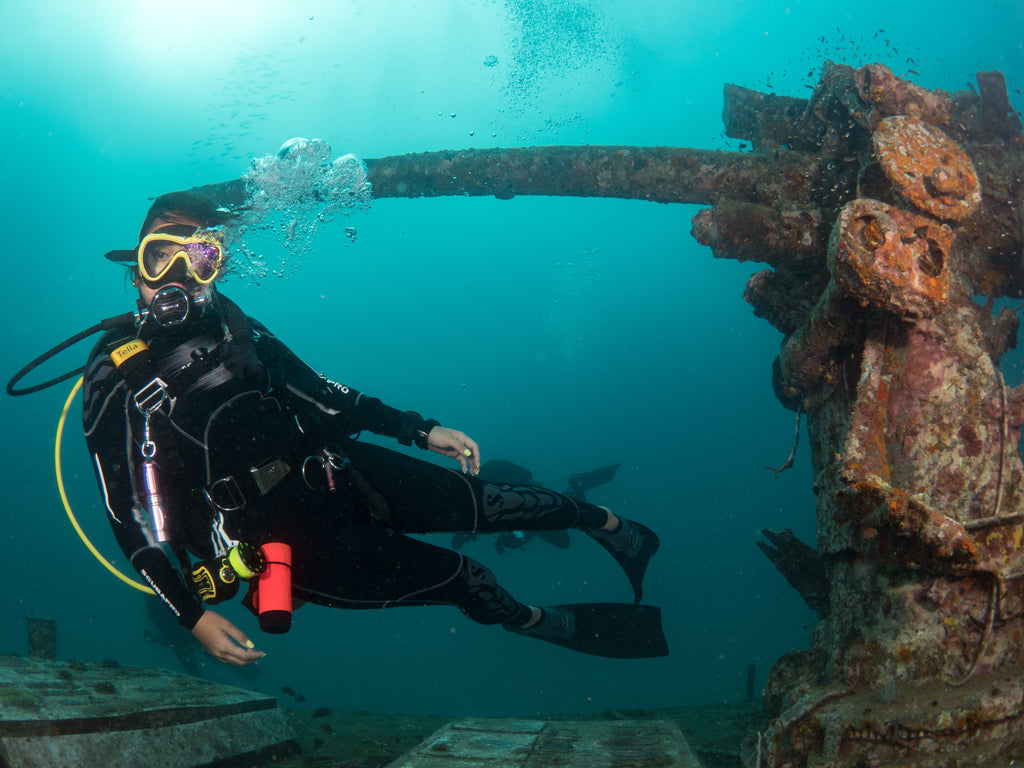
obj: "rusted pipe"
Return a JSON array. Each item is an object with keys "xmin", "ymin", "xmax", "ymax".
[
  {"xmin": 691, "ymin": 201, "xmax": 828, "ymax": 268},
  {"xmin": 193, "ymin": 145, "xmax": 830, "ymax": 209},
  {"xmin": 722, "ymin": 84, "xmax": 812, "ymax": 151},
  {"xmin": 854, "ymin": 63, "xmax": 953, "ymax": 127},
  {"xmin": 775, "ymin": 280, "xmax": 858, "ymax": 401}
]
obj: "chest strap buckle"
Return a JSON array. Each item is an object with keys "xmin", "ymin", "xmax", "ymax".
[{"xmin": 134, "ymin": 378, "xmax": 169, "ymax": 414}]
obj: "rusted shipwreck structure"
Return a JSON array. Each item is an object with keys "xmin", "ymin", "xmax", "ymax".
[{"xmin": 198, "ymin": 61, "xmax": 1024, "ymax": 767}]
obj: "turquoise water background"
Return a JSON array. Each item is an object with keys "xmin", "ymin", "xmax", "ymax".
[{"xmin": 2, "ymin": 0, "xmax": 1022, "ymax": 716}]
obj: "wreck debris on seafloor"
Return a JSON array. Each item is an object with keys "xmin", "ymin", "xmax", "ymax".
[
  {"xmin": 0, "ymin": 654, "xmax": 295, "ymax": 767},
  {"xmin": 194, "ymin": 60, "xmax": 1024, "ymax": 767},
  {"xmin": 25, "ymin": 617, "xmax": 56, "ymax": 661}
]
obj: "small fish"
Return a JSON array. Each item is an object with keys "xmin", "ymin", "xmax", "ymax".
[
  {"xmin": 295, "ymin": 695, "xmax": 307, "ymax": 703},
  {"xmin": 313, "ymin": 707, "xmax": 332, "ymax": 718},
  {"xmin": 320, "ymin": 724, "xmax": 334, "ymax": 735},
  {"xmin": 280, "ymin": 686, "xmax": 296, "ymax": 697}
]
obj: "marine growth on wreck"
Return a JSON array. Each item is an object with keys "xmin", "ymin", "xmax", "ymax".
[{"xmin": 711, "ymin": 63, "xmax": 1024, "ymax": 768}]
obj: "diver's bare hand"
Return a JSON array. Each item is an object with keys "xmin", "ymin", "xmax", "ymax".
[
  {"xmin": 191, "ymin": 611, "xmax": 265, "ymax": 666},
  {"xmin": 426, "ymin": 426, "xmax": 481, "ymax": 475}
]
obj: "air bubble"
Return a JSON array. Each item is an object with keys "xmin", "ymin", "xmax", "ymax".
[{"xmin": 231, "ymin": 138, "xmax": 372, "ymax": 282}]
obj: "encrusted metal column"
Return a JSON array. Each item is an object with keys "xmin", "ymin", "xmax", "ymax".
[
  {"xmin": 190, "ymin": 59, "xmax": 1024, "ymax": 767},
  {"xmin": 733, "ymin": 64, "xmax": 1024, "ymax": 768}
]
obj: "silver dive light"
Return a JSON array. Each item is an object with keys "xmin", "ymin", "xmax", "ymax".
[{"xmin": 138, "ymin": 458, "xmax": 169, "ymax": 542}]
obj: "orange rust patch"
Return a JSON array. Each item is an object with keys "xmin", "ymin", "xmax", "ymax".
[
  {"xmin": 872, "ymin": 116, "xmax": 981, "ymax": 221},
  {"xmin": 829, "ymin": 199, "xmax": 952, "ymax": 318}
]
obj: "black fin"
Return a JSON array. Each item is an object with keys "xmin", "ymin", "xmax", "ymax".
[
  {"xmin": 565, "ymin": 463, "xmax": 621, "ymax": 498},
  {"xmin": 450, "ymin": 533, "xmax": 477, "ymax": 550},
  {"xmin": 535, "ymin": 530, "xmax": 572, "ymax": 549},
  {"xmin": 507, "ymin": 603, "xmax": 669, "ymax": 658},
  {"xmin": 587, "ymin": 518, "xmax": 660, "ymax": 604}
]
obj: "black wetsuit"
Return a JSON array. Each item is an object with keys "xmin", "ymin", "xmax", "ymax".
[{"xmin": 82, "ymin": 292, "xmax": 608, "ymax": 632}]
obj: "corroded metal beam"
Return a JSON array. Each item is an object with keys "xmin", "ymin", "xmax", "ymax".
[
  {"xmin": 744, "ymin": 63, "xmax": 1024, "ymax": 768},
  {"xmin": 194, "ymin": 145, "xmax": 831, "ymax": 209},
  {"xmin": 364, "ymin": 146, "xmax": 826, "ymax": 206}
]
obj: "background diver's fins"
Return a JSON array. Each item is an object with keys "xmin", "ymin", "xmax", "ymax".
[
  {"xmin": 535, "ymin": 529, "xmax": 572, "ymax": 549},
  {"xmin": 564, "ymin": 463, "xmax": 621, "ymax": 501},
  {"xmin": 507, "ymin": 603, "xmax": 669, "ymax": 659}
]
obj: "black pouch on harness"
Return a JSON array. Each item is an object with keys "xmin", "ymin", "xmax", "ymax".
[
  {"xmin": 301, "ymin": 444, "xmax": 392, "ymax": 526},
  {"xmin": 200, "ymin": 391, "xmax": 302, "ymax": 514}
]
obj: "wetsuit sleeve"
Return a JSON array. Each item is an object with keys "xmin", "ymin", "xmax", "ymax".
[
  {"xmin": 82, "ymin": 337, "xmax": 205, "ymax": 630},
  {"xmin": 251, "ymin": 319, "xmax": 439, "ymax": 446}
]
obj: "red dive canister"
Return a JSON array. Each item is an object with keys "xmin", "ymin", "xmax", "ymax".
[{"xmin": 255, "ymin": 542, "xmax": 293, "ymax": 633}]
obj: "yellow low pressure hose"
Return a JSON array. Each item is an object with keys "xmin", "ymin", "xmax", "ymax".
[{"xmin": 56, "ymin": 377, "xmax": 154, "ymax": 594}]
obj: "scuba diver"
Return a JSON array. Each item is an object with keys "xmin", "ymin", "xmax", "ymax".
[
  {"xmin": 74, "ymin": 191, "xmax": 666, "ymax": 664},
  {"xmin": 452, "ymin": 460, "xmax": 621, "ymax": 554}
]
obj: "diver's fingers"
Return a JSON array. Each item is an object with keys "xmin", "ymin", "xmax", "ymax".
[
  {"xmin": 427, "ymin": 427, "xmax": 480, "ymax": 473},
  {"xmin": 216, "ymin": 635, "xmax": 266, "ymax": 666},
  {"xmin": 217, "ymin": 643, "xmax": 265, "ymax": 666},
  {"xmin": 462, "ymin": 435, "xmax": 481, "ymax": 475},
  {"xmin": 223, "ymin": 622, "xmax": 256, "ymax": 653},
  {"xmin": 446, "ymin": 430, "xmax": 481, "ymax": 475},
  {"xmin": 192, "ymin": 611, "xmax": 266, "ymax": 666}
]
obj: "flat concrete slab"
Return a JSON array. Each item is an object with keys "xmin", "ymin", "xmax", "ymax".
[
  {"xmin": 385, "ymin": 717, "xmax": 704, "ymax": 768},
  {"xmin": 0, "ymin": 655, "xmax": 293, "ymax": 768}
]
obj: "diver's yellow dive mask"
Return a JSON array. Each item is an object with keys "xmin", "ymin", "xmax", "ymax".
[{"xmin": 137, "ymin": 229, "xmax": 225, "ymax": 285}]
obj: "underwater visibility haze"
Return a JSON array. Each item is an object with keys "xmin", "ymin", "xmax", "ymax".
[{"xmin": 2, "ymin": 0, "xmax": 1023, "ymax": 721}]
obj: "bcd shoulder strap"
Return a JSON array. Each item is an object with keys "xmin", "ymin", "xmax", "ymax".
[{"xmin": 108, "ymin": 293, "xmax": 262, "ymax": 412}]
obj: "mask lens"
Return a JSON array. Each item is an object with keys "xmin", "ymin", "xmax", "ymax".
[
  {"xmin": 139, "ymin": 232, "xmax": 224, "ymax": 285},
  {"xmin": 141, "ymin": 241, "xmax": 181, "ymax": 282},
  {"xmin": 184, "ymin": 242, "xmax": 221, "ymax": 281}
]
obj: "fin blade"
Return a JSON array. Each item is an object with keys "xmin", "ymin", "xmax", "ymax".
[
  {"xmin": 567, "ymin": 463, "xmax": 621, "ymax": 493},
  {"xmin": 513, "ymin": 603, "xmax": 669, "ymax": 659},
  {"xmin": 535, "ymin": 530, "xmax": 572, "ymax": 549}
]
